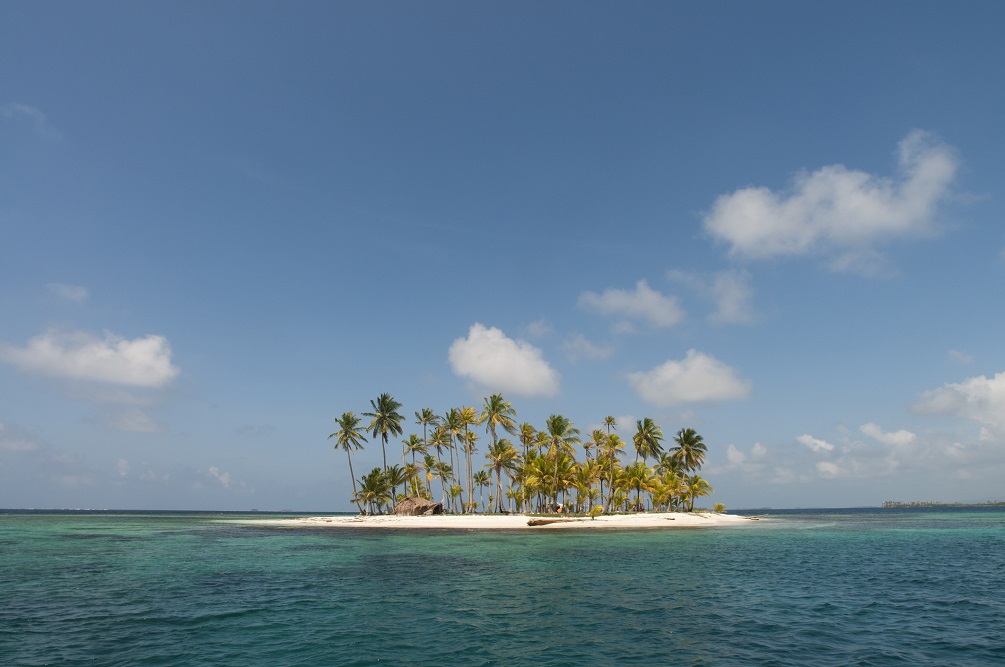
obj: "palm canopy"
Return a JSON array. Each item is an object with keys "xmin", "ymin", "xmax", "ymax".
[
  {"xmin": 673, "ymin": 427, "xmax": 708, "ymax": 473},
  {"xmin": 363, "ymin": 393, "xmax": 405, "ymax": 471},
  {"xmin": 328, "ymin": 412, "xmax": 367, "ymax": 514},
  {"xmin": 481, "ymin": 393, "xmax": 518, "ymax": 444},
  {"xmin": 633, "ymin": 417, "xmax": 665, "ymax": 462}
]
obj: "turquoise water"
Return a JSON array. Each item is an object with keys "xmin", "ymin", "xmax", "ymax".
[{"xmin": 2, "ymin": 508, "xmax": 1003, "ymax": 666}]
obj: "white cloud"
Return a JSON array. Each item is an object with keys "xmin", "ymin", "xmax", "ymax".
[
  {"xmin": 108, "ymin": 408, "xmax": 161, "ymax": 433},
  {"xmin": 561, "ymin": 333, "xmax": 613, "ymax": 362},
  {"xmin": 797, "ymin": 433, "xmax": 835, "ymax": 453},
  {"xmin": 667, "ymin": 269, "xmax": 755, "ymax": 324},
  {"xmin": 117, "ymin": 459, "xmax": 130, "ymax": 477},
  {"xmin": 0, "ymin": 330, "xmax": 179, "ymax": 388},
  {"xmin": 860, "ymin": 422, "xmax": 916, "ymax": 447},
  {"xmin": 703, "ymin": 131, "xmax": 958, "ymax": 273},
  {"xmin": 448, "ymin": 323, "xmax": 560, "ymax": 398},
  {"xmin": 524, "ymin": 318, "xmax": 552, "ymax": 339},
  {"xmin": 816, "ymin": 461, "xmax": 841, "ymax": 478},
  {"xmin": 1, "ymin": 103, "xmax": 61, "ymax": 139},
  {"xmin": 207, "ymin": 466, "xmax": 231, "ymax": 489},
  {"xmin": 578, "ymin": 279, "xmax": 685, "ymax": 329},
  {"xmin": 48, "ymin": 283, "xmax": 89, "ymax": 304},
  {"xmin": 948, "ymin": 349, "xmax": 973, "ymax": 364},
  {"xmin": 627, "ymin": 349, "xmax": 751, "ymax": 406},
  {"xmin": 912, "ymin": 371, "xmax": 1005, "ymax": 442}
]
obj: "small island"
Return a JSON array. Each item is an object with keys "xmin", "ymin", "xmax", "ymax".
[{"xmin": 316, "ymin": 392, "xmax": 732, "ymax": 527}]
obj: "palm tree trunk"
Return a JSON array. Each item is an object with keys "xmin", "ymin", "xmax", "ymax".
[{"xmin": 346, "ymin": 451, "xmax": 364, "ymax": 514}]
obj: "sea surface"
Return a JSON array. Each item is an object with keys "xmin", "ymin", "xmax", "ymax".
[{"xmin": 2, "ymin": 507, "xmax": 1003, "ymax": 666}]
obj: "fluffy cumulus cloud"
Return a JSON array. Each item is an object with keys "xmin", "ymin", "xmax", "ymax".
[
  {"xmin": 0, "ymin": 331, "xmax": 179, "ymax": 388},
  {"xmin": 912, "ymin": 371, "xmax": 1005, "ymax": 442},
  {"xmin": 448, "ymin": 324, "xmax": 560, "ymax": 398},
  {"xmin": 627, "ymin": 349, "xmax": 751, "ymax": 406},
  {"xmin": 702, "ymin": 131, "xmax": 958, "ymax": 272},
  {"xmin": 578, "ymin": 280, "xmax": 685, "ymax": 329}
]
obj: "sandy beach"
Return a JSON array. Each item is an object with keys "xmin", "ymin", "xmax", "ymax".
[{"xmin": 249, "ymin": 511, "xmax": 757, "ymax": 530}]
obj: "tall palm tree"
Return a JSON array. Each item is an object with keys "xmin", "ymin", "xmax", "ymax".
[
  {"xmin": 401, "ymin": 433, "xmax": 426, "ymax": 468},
  {"xmin": 543, "ymin": 414, "xmax": 580, "ymax": 506},
  {"xmin": 484, "ymin": 438, "xmax": 519, "ymax": 513},
  {"xmin": 633, "ymin": 417, "xmax": 665, "ymax": 463},
  {"xmin": 672, "ymin": 428, "xmax": 708, "ymax": 474},
  {"xmin": 458, "ymin": 406, "xmax": 482, "ymax": 513},
  {"xmin": 606, "ymin": 434, "xmax": 626, "ymax": 512},
  {"xmin": 603, "ymin": 415, "xmax": 617, "ymax": 436},
  {"xmin": 414, "ymin": 408, "xmax": 440, "ymax": 457},
  {"xmin": 328, "ymin": 412, "xmax": 368, "ymax": 514},
  {"xmin": 363, "ymin": 393, "xmax": 405, "ymax": 472},
  {"xmin": 473, "ymin": 469, "xmax": 491, "ymax": 511},
  {"xmin": 481, "ymin": 393, "xmax": 518, "ymax": 450}
]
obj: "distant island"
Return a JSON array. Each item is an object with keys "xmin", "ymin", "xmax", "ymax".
[{"xmin": 882, "ymin": 500, "xmax": 1005, "ymax": 508}]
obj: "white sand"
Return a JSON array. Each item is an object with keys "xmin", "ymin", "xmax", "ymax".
[{"xmin": 247, "ymin": 511, "xmax": 757, "ymax": 530}]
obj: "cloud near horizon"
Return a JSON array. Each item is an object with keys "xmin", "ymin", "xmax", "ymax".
[
  {"xmin": 578, "ymin": 279, "xmax": 685, "ymax": 329},
  {"xmin": 702, "ymin": 130, "xmax": 958, "ymax": 273},
  {"xmin": 0, "ymin": 330, "xmax": 179, "ymax": 388},
  {"xmin": 627, "ymin": 349, "xmax": 751, "ymax": 406},
  {"xmin": 912, "ymin": 370, "xmax": 1005, "ymax": 442},
  {"xmin": 448, "ymin": 323, "xmax": 560, "ymax": 398}
]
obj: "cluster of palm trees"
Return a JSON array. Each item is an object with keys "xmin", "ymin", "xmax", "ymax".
[{"xmin": 328, "ymin": 392, "xmax": 714, "ymax": 515}]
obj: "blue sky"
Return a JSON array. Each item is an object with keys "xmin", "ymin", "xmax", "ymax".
[{"xmin": 2, "ymin": 1, "xmax": 1003, "ymax": 510}]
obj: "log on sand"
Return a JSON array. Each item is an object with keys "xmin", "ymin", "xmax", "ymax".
[{"xmin": 527, "ymin": 517, "xmax": 593, "ymax": 527}]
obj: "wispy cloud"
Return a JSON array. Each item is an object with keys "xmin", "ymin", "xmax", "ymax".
[
  {"xmin": 448, "ymin": 323, "xmax": 560, "ymax": 398},
  {"xmin": 666, "ymin": 269, "xmax": 756, "ymax": 324},
  {"xmin": 48, "ymin": 283, "xmax": 89, "ymax": 304},
  {"xmin": 912, "ymin": 370, "xmax": 1005, "ymax": 442},
  {"xmin": 1, "ymin": 103, "xmax": 62, "ymax": 140},
  {"xmin": 561, "ymin": 333, "xmax": 613, "ymax": 362},
  {"xmin": 703, "ymin": 130, "xmax": 958, "ymax": 274},
  {"xmin": 578, "ymin": 279, "xmax": 685, "ymax": 330}
]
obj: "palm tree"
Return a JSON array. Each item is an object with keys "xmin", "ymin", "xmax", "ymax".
[
  {"xmin": 328, "ymin": 412, "xmax": 368, "ymax": 514},
  {"xmin": 606, "ymin": 434, "xmax": 626, "ymax": 512},
  {"xmin": 473, "ymin": 469, "xmax": 491, "ymax": 512},
  {"xmin": 543, "ymin": 414, "xmax": 580, "ymax": 507},
  {"xmin": 401, "ymin": 433, "xmax": 426, "ymax": 467},
  {"xmin": 355, "ymin": 467, "xmax": 391, "ymax": 515},
  {"xmin": 481, "ymin": 393, "xmax": 518, "ymax": 450},
  {"xmin": 624, "ymin": 461, "xmax": 654, "ymax": 511},
  {"xmin": 458, "ymin": 406, "xmax": 482, "ymax": 513},
  {"xmin": 363, "ymin": 393, "xmax": 405, "ymax": 472},
  {"xmin": 384, "ymin": 464, "xmax": 409, "ymax": 508},
  {"xmin": 484, "ymin": 438, "xmax": 519, "ymax": 512},
  {"xmin": 672, "ymin": 428, "xmax": 708, "ymax": 474},
  {"xmin": 633, "ymin": 417, "xmax": 665, "ymax": 463},
  {"xmin": 603, "ymin": 415, "xmax": 617, "ymax": 436},
  {"xmin": 683, "ymin": 474, "xmax": 714, "ymax": 511},
  {"xmin": 414, "ymin": 408, "xmax": 440, "ymax": 458}
]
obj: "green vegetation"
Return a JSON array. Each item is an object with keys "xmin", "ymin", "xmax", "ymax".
[
  {"xmin": 329, "ymin": 392, "xmax": 715, "ymax": 515},
  {"xmin": 882, "ymin": 500, "xmax": 1005, "ymax": 508}
]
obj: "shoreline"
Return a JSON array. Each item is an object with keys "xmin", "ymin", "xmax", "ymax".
[{"xmin": 241, "ymin": 511, "xmax": 759, "ymax": 530}]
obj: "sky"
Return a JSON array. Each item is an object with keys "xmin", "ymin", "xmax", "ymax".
[{"xmin": 2, "ymin": 1, "xmax": 1004, "ymax": 511}]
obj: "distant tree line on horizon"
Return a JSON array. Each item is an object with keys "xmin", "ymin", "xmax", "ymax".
[
  {"xmin": 882, "ymin": 500, "xmax": 1005, "ymax": 508},
  {"xmin": 328, "ymin": 392, "xmax": 716, "ymax": 516}
]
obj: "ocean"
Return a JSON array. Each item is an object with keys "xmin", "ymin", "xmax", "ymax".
[{"xmin": 2, "ymin": 507, "xmax": 1003, "ymax": 666}]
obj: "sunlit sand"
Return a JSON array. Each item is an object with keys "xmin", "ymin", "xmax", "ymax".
[{"xmin": 249, "ymin": 512, "xmax": 756, "ymax": 530}]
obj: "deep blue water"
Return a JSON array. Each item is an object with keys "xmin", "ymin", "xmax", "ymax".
[{"xmin": 2, "ymin": 507, "xmax": 1003, "ymax": 666}]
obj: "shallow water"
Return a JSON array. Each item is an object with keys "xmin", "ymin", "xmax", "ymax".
[{"xmin": 2, "ymin": 508, "xmax": 1003, "ymax": 666}]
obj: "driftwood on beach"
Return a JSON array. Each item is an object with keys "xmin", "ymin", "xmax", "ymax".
[{"xmin": 526, "ymin": 517, "xmax": 593, "ymax": 527}]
